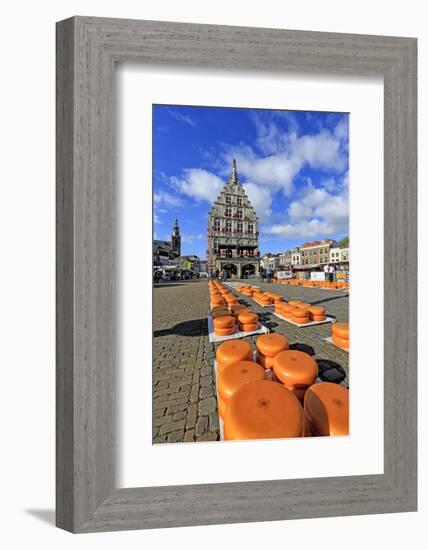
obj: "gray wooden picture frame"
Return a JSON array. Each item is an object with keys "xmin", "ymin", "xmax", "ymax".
[{"xmin": 56, "ymin": 16, "xmax": 417, "ymax": 533}]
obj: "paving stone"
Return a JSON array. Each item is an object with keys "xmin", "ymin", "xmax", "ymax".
[
  {"xmin": 200, "ymin": 375, "xmax": 212, "ymax": 387},
  {"xmin": 190, "ymin": 384, "xmax": 200, "ymax": 403},
  {"xmin": 166, "ymin": 402, "xmax": 189, "ymax": 415},
  {"xmin": 209, "ymin": 412, "xmax": 220, "ymax": 432},
  {"xmin": 186, "ymin": 403, "xmax": 198, "ymax": 430},
  {"xmin": 154, "ymin": 414, "xmax": 173, "ymax": 427},
  {"xmin": 196, "ymin": 433, "xmax": 219, "ymax": 442},
  {"xmin": 167, "ymin": 429, "xmax": 185, "ymax": 443},
  {"xmin": 173, "ymin": 410, "xmax": 187, "ymax": 422},
  {"xmin": 199, "ymin": 385, "xmax": 214, "ymax": 399},
  {"xmin": 195, "ymin": 416, "xmax": 208, "ymax": 437},
  {"xmin": 158, "ymin": 419, "xmax": 186, "ymax": 435},
  {"xmin": 198, "ymin": 397, "xmax": 217, "ymax": 416},
  {"xmin": 184, "ymin": 429, "xmax": 195, "ymax": 442}
]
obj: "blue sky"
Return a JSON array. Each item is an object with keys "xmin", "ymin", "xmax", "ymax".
[{"xmin": 153, "ymin": 104, "xmax": 349, "ymax": 259}]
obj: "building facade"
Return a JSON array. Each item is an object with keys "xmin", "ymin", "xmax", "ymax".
[
  {"xmin": 300, "ymin": 239, "xmax": 335, "ymax": 266},
  {"xmin": 292, "ymin": 248, "xmax": 301, "ymax": 265},
  {"xmin": 178, "ymin": 255, "xmax": 201, "ymax": 274},
  {"xmin": 329, "ymin": 246, "xmax": 342, "ymax": 264},
  {"xmin": 279, "ymin": 249, "xmax": 293, "ymax": 267},
  {"xmin": 207, "ymin": 160, "xmax": 260, "ymax": 278}
]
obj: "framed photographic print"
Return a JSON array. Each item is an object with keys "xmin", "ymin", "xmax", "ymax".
[{"xmin": 56, "ymin": 17, "xmax": 417, "ymax": 532}]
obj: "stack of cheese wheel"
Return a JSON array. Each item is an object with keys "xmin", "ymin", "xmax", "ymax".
[
  {"xmin": 216, "ymin": 339, "xmax": 253, "ymax": 374},
  {"xmin": 308, "ymin": 306, "xmax": 326, "ymax": 322},
  {"xmin": 291, "ymin": 304, "xmax": 311, "ymax": 324},
  {"xmin": 210, "ymin": 294, "xmax": 225, "ymax": 309},
  {"xmin": 217, "ymin": 360, "xmax": 265, "ymax": 420},
  {"xmin": 230, "ymin": 303, "xmax": 248, "ymax": 316},
  {"xmin": 225, "ymin": 293, "xmax": 238, "ymax": 306},
  {"xmin": 288, "ymin": 300, "xmax": 302, "ymax": 307},
  {"xmin": 273, "ymin": 350, "xmax": 318, "ymax": 403},
  {"xmin": 274, "ymin": 300, "xmax": 289, "ymax": 316},
  {"xmin": 331, "ymin": 322, "xmax": 349, "ymax": 350},
  {"xmin": 224, "ymin": 380, "xmax": 305, "ymax": 440},
  {"xmin": 276, "ymin": 302, "xmax": 294, "ymax": 319},
  {"xmin": 256, "ymin": 333, "xmax": 289, "ymax": 370},
  {"xmin": 304, "ymin": 382, "xmax": 349, "ymax": 436},
  {"xmin": 238, "ymin": 310, "xmax": 259, "ymax": 332},
  {"xmin": 213, "ymin": 315, "xmax": 236, "ymax": 337},
  {"xmin": 270, "ymin": 293, "xmax": 283, "ymax": 303},
  {"xmin": 211, "ymin": 307, "xmax": 231, "ymax": 319},
  {"xmin": 257, "ymin": 293, "xmax": 273, "ymax": 306}
]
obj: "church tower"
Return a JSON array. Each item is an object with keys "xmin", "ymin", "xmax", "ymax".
[{"xmin": 171, "ymin": 218, "xmax": 181, "ymax": 257}]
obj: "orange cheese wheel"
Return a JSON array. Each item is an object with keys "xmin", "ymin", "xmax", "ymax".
[
  {"xmin": 238, "ymin": 311, "xmax": 258, "ymax": 324},
  {"xmin": 216, "ymin": 340, "xmax": 253, "ymax": 373},
  {"xmin": 256, "ymin": 351, "xmax": 276, "ymax": 370},
  {"xmin": 224, "ymin": 380, "xmax": 305, "ymax": 440},
  {"xmin": 239, "ymin": 322, "xmax": 259, "ymax": 332},
  {"xmin": 273, "ymin": 350, "xmax": 318, "ymax": 389},
  {"xmin": 256, "ymin": 333, "xmax": 289, "ymax": 357},
  {"xmin": 217, "ymin": 393, "xmax": 227, "ymax": 419},
  {"xmin": 292, "ymin": 316, "xmax": 310, "ymax": 324},
  {"xmin": 312, "ymin": 314, "xmax": 326, "ymax": 322},
  {"xmin": 279, "ymin": 304, "xmax": 293, "ymax": 315},
  {"xmin": 288, "ymin": 300, "xmax": 302, "ymax": 306},
  {"xmin": 304, "ymin": 382, "xmax": 349, "ymax": 436},
  {"xmin": 291, "ymin": 386, "xmax": 308, "ymax": 404},
  {"xmin": 292, "ymin": 308, "xmax": 310, "ymax": 318},
  {"xmin": 332, "ymin": 322, "xmax": 349, "ymax": 339},
  {"xmin": 211, "ymin": 307, "xmax": 230, "ymax": 316},
  {"xmin": 309, "ymin": 306, "xmax": 326, "ymax": 316},
  {"xmin": 214, "ymin": 326, "xmax": 236, "ymax": 336},
  {"xmin": 218, "ymin": 360, "xmax": 265, "ymax": 402},
  {"xmin": 296, "ymin": 303, "xmax": 311, "ymax": 310},
  {"xmin": 230, "ymin": 304, "xmax": 247, "ymax": 313},
  {"xmin": 213, "ymin": 315, "xmax": 235, "ymax": 329},
  {"xmin": 332, "ymin": 334, "xmax": 349, "ymax": 350}
]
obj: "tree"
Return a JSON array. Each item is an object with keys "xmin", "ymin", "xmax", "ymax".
[{"xmin": 339, "ymin": 236, "xmax": 349, "ymax": 248}]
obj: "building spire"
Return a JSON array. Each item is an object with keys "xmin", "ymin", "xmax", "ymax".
[{"xmin": 230, "ymin": 159, "xmax": 239, "ymax": 184}]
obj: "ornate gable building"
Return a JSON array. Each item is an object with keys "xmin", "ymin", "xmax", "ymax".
[{"xmin": 207, "ymin": 160, "xmax": 260, "ymax": 278}]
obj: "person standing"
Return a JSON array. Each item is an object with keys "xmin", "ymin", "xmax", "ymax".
[
  {"xmin": 329, "ymin": 264, "xmax": 335, "ymax": 282},
  {"xmin": 324, "ymin": 264, "xmax": 330, "ymax": 282}
]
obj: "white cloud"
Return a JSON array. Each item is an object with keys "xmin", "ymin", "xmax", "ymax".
[
  {"xmin": 334, "ymin": 117, "xmax": 349, "ymax": 141},
  {"xmin": 171, "ymin": 169, "xmax": 224, "ymax": 203},
  {"xmin": 222, "ymin": 124, "xmax": 346, "ymax": 197},
  {"xmin": 243, "ymin": 182, "xmax": 273, "ymax": 223},
  {"xmin": 154, "ymin": 191, "xmax": 184, "ymax": 208},
  {"xmin": 168, "ymin": 109, "xmax": 196, "ymax": 127},
  {"xmin": 264, "ymin": 179, "xmax": 348, "ymax": 240},
  {"xmin": 181, "ymin": 233, "xmax": 203, "ymax": 244},
  {"xmin": 153, "ymin": 190, "xmax": 183, "ymax": 226}
]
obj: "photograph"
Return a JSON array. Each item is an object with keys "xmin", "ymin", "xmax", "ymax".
[{"xmin": 152, "ymin": 104, "xmax": 350, "ymax": 443}]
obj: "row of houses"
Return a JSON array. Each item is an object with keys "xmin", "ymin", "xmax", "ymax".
[{"xmin": 261, "ymin": 239, "xmax": 350, "ymax": 271}]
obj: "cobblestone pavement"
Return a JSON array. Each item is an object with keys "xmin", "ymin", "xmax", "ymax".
[
  {"xmin": 152, "ymin": 279, "xmax": 349, "ymax": 444},
  {"xmin": 153, "ymin": 280, "xmax": 217, "ymax": 444}
]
